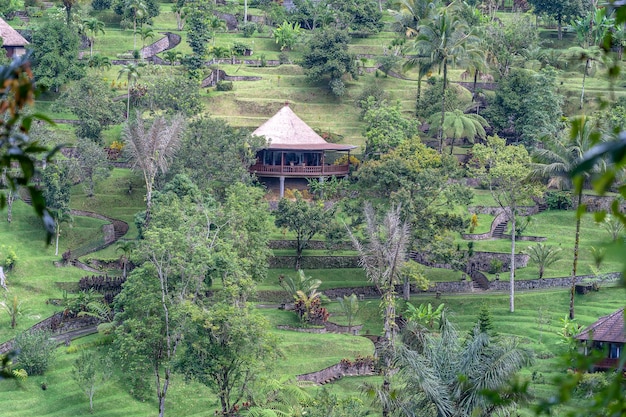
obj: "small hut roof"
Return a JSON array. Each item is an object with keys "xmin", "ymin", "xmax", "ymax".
[
  {"xmin": 575, "ymin": 308, "xmax": 625, "ymax": 343},
  {"xmin": 0, "ymin": 18, "xmax": 29, "ymax": 47},
  {"xmin": 252, "ymin": 104, "xmax": 356, "ymax": 151}
]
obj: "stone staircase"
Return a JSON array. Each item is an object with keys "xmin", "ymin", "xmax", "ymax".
[{"xmin": 491, "ymin": 221, "xmax": 508, "ymax": 239}]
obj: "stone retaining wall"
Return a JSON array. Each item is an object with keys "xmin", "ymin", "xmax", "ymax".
[
  {"xmin": 501, "ymin": 234, "xmax": 547, "ymax": 242},
  {"xmin": 467, "ymin": 251, "xmax": 530, "ymax": 272},
  {"xmin": 578, "ymin": 195, "xmax": 626, "ymax": 212},
  {"xmin": 489, "ymin": 272, "xmax": 621, "ymax": 291},
  {"xmin": 269, "ymin": 240, "xmax": 352, "ymax": 250},
  {"xmin": 269, "ymin": 256, "xmax": 359, "ymax": 269},
  {"xmin": 297, "ymin": 362, "xmax": 374, "ymax": 384},
  {"xmin": 0, "ymin": 313, "xmax": 99, "ymax": 354}
]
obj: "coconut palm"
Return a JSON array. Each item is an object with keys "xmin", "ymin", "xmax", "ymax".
[
  {"xmin": 532, "ymin": 116, "xmax": 605, "ymax": 319},
  {"xmin": 83, "ymin": 18, "xmax": 105, "ymax": 57},
  {"xmin": 116, "ymin": 240, "xmax": 136, "ymax": 278},
  {"xmin": 138, "ymin": 26, "xmax": 156, "ymax": 57},
  {"xmin": 211, "ymin": 45, "xmax": 231, "ymax": 83},
  {"xmin": 117, "ymin": 63, "xmax": 141, "ymax": 119},
  {"xmin": 123, "ymin": 112, "xmax": 185, "ymax": 221},
  {"xmin": 523, "ymin": 243, "xmax": 562, "ymax": 280},
  {"xmin": 127, "ymin": 0, "xmax": 148, "ymax": 51},
  {"xmin": 427, "ymin": 108, "xmax": 488, "ymax": 155},
  {"xmin": 406, "ymin": 2, "xmax": 482, "ymax": 152},
  {"xmin": 88, "ymin": 54, "xmax": 111, "ymax": 72},
  {"xmin": 394, "ymin": 320, "xmax": 533, "ymax": 417}
]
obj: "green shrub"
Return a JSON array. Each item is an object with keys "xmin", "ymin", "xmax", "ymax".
[
  {"xmin": 488, "ymin": 259, "xmax": 503, "ymax": 274},
  {"xmin": 216, "ymin": 81, "xmax": 233, "ymax": 91},
  {"xmin": 575, "ymin": 371, "xmax": 609, "ymax": 398},
  {"xmin": 241, "ymin": 23, "xmax": 256, "ymax": 38},
  {"xmin": 232, "ymin": 42, "xmax": 250, "ymax": 56},
  {"xmin": 13, "ymin": 330, "xmax": 57, "ymax": 375},
  {"xmin": 545, "ymin": 191, "xmax": 573, "ymax": 210}
]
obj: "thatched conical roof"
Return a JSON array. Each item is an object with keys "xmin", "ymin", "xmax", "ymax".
[
  {"xmin": 0, "ymin": 18, "xmax": 28, "ymax": 47},
  {"xmin": 253, "ymin": 104, "xmax": 355, "ymax": 151}
]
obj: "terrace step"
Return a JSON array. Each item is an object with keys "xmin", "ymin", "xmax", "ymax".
[{"xmin": 492, "ymin": 221, "xmax": 507, "ymax": 238}]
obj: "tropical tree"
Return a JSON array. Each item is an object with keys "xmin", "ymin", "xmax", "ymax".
[
  {"xmin": 127, "ymin": 0, "xmax": 148, "ymax": 50},
  {"xmin": 87, "ymin": 54, "xmax": 112, "ymax": 72},
  {"xmin": 406, "ymin": 2, "xmax": 482, "ymax": 152},
  {"xmin": 72, "ymin": 351, "xmax": 113, "ymax": 413},
  {"xmin": 569, "ymin": 6, "xmax": 613, "ymax": 109},
  {"xmin": 274, "ymin": 192, "xmax": 330, "ymax": 270},
  {"xmin": 207, "ymin": 15, "xmax": 227, "ymax": 46},
  {"xmin": 138, "ymin": 26, "xmax": 156, "ymax": 55},
  {"xmin": 42, "ymin": 162, "xmax": 73, "ymax": 256},
  {"xmin": 83, "ymin": 18, "xmax": 105, "ymax": 57},
  {"xmin": 117, "ymin": 63, "xmax": 141, "ymax": 119},
  {"xmin": 211, "ymin": 45, "xmax": 231, "ymax": 83},
  {"xmin": 1, "ymin": 295, "xmax": 27, "ymax": 329},
  {"xmin": 116, "ymin": 240, "xmax": 135, "ymax": 278},
  {"xmin": 273, "ymin": 21, "xmax": 303, "ymax": 51},
  {"xmin": 523, "ymin": 243, "xmax": 563, "ymax": 280},
  {"xmin": 427, "ymin": 108, "xmax": 488, "ymax": 155},
  {"xmin": 122, "ymin": 113, "xmax": 185, "ymax": 221},
  {"xmin": 395, "ymin": 320, "xmax": 533, "ymax": 417},
  {"xmin": 532, "ymin": 116, "xmax": 604, "ymax": 319},
  {"xmin": 472, "ymin": 136, "xmax": 543, "ymax": 313},
  {"xmin": 349, "ymin": 204, "xmax": 410, "ymax": 417},
  {"xmin": 300, "ymin": 27, "xmax": 359, "ymax": 97},
  {"xmin": 279, "ymin": 269, "xmax": 321, "ymax": 298},
  {"xmin": 337, "ymin": 293, "xmax": 359, "ymax": 332}
]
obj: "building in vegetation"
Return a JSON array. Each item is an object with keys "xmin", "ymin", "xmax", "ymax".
[
  {"xmin": 575, "ymin": 308, "xmax": 625, "ymax": 370},
  {"xmin": 0, "ymin": 18, "xmax": 29, "ymax": 58},
  {"xmin": 249, "ymin": 104, "xmax": 356, "ymax": 197}
]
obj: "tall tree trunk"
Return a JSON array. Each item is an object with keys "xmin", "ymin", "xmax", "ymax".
[
  {"xmin": 244, "ymin": 0, "xmax": 248, "ymax": 25},
  {"xmin": 569, "ymin": 190, "xmax": 583, "ymax": 320},
  {"xmin": 509, "ymin": 214, "xmax": 516, "ymax": 313},
  {"xmin": 55, "ymin": 221, "xmax": 60, "ymax": 256},
  {"xmin": 558, "ymin": 17, "xmax": 563, "ymax": 41},
  {"xmin": 403, "ymin": 276, "xmax": 410, "ymax": 301},
  {"xmin": 7, "ymin": 189, "xmax": 14, "ymax": 223},
  {"xmin": 580, "ymin": 58, "xmax": 589, "ymax": 109},
  {"xmin": 438, "ymin": 61, "xmax": 448, "ymax": 153},
  {"xmin": 126, "ymin": 85, "xmax": 131, "ymax": 119}
]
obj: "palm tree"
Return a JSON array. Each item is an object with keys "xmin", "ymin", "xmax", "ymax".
[
  {"xmin": 88, "ymin": 54, "xmax": 111, "ymax": 72},
  {"xmin": 211, "ymin": 45, "xmax": 231, "ymax": 83},
  {"xmin": 116, "ymin": 240, "xmax": 136, "ymax": 278},
  {"xmin": 349, "ymin": 204, "xmax": 410, "ymax": 417},
  {"xmin": 407, "ymin": 2, "xmax": 482, "ymax": 152},
  {"xmin": 122, "ymin": 112, "xmax": 185, "ymax": 222},
  {"xmin": 532, "ymin": 116, "xmax": 605, "ymax": 319},
  {"xmin": 523, "ymin": 243, "xmax": 562, "ymax": 280},
  {"xmin": 427, "ymin": 108, "xmax": 488, "ymax": 155},
  {"xmin": 127, "ymin": 0, "xmax": 148, "ymax": 51},
  {"xmin": 162, "ymin": 50, "xmax": 182, "ymax": 66},
  {"xmin": 569, "ymin": 7, "xmax": 613, "ymax": 110},
  {"xmin": 83, "ymin": 18, "xmax": 105, "ymax": 57},
  {"xmin": 395, "ymin": 320, "xmax": 533, "ymax": 417},
  {"xmin": 138, "ymin": 26, "xmax": 156, "ymax": 58},
  {"xmin": 117, "ymin": 63, "xmax": 141, "ymax": 119}
]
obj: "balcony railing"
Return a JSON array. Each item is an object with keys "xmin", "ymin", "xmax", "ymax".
[{"xmin": 249, "ymin": 163, "xmax": 350, "ymax": 177}]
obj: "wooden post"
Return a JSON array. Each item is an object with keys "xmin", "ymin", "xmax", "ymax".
[
  {"xmin": 281, "ymin": 152, "xmax": 285, "ymax": 174},
  {"xmin": 279, "ymin": 176, "xmax": 285, "ymax": 198},
  {"xmin": 321, "ymin": 152, "xmax": 325, "ymax": 175}
]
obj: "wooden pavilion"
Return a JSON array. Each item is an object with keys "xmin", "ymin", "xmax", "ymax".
[
  {"xmin": 575, "ymin": 308, "xmax": 626, "ymax": 371},
  {"xmin": 0, "ymin": 18, "xmax": 29, "ymax": 59},
  {"xmin": 249, "ymin": 104, "xmax": 356, "ymax": 197}
]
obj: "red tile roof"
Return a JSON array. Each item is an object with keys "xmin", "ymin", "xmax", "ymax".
[{"xmin": 576, "ymin": 308, "xmax": 625, "ymax": 343}]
